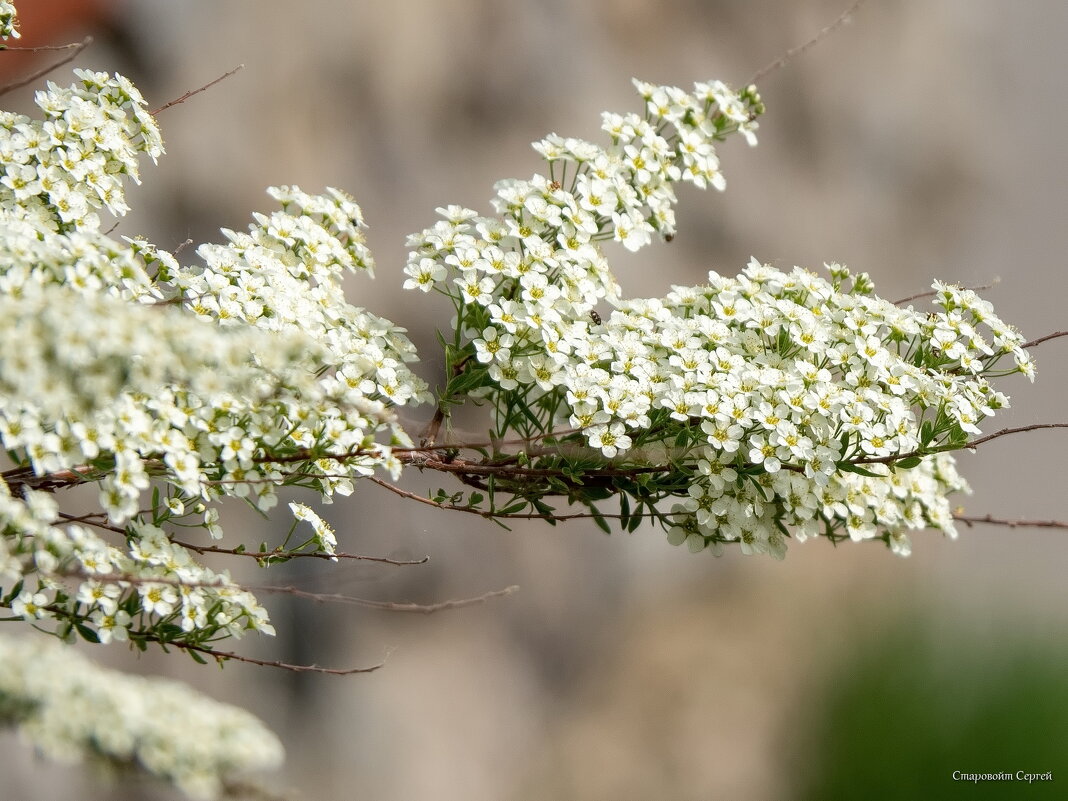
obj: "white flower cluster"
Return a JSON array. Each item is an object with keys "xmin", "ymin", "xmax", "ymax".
[
  {"xmin": 568, "ymin": 259, "xmax": 1028, "ymax": 557},
  {"xmin": 403, "ymin": 78, "xmax": 762, "ymax": 406},
  {"xmin": 0, "ymin": 73, "xmax": 426, "ymax": 648},
  {"xmin": 0, "ymin": 633, "xmax": 284, "ymax": 800},
  {"xmin": 619, "ymin": 259, "xmax": 1031, "ymax": 557},
  {"xmin": 0, "ymin": 68, "xmax": 163, "ymax": 229},
  {"xmin": 0, "ymin": 280, "xmax": 319, "ymax": 427},
  {"xmin": 400, "ymin": 74, "xmax": 1030, "ymax": 558},
  {"xmin": 182, "ymin": 185, "xmax": 429, "ymax": 411},
  {"xmin": 0, "ymin": 1, "xmax": 18, "ymax": 40},
  {"xmin": 290, "ymin": 501, "xmax": 338, "ymax": 559},
  {"xmin": 1, "ymin": 483, "xmax": 276, "ymax": 645}
]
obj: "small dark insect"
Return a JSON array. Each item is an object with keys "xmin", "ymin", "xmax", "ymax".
[
  {"xmin": 665, "ymin": 233, "xmax": 675, "ymax": 242},
  {"xmin": 589, "ymin": 309, "xmax": 602, "ymax": 325}
]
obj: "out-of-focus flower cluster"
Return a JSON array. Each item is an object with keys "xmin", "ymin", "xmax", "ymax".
[
  {"xmin": 0, "ymin": 69, "xmax": 162, "ymax": 228},
  {"xmin": 0, "ymin": 74, "xmax": 426, "ymax": 650},
  {"xmin": 0, "ymin": 633, "xmax": 284, "ymax": 800},
  {"xmin": 0, "ymin": 1, "xmax": 18, "ymax": 39}
]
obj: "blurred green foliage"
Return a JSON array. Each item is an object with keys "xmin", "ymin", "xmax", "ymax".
[{"xmin": 795, "ymin": 620, "xmax": 1068, "ymax": 800}]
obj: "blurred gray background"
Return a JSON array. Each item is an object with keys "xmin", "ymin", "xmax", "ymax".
[{"xmin": 3, "ymin": 1, "xmax": 1068, "ymax": 799}]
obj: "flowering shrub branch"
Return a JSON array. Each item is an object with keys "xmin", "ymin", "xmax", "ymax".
[{"xmin": 0, "ymin": 1, "xmax": 1058, "ymax": 797}]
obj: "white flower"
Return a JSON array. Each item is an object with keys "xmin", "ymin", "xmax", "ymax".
[
  {"xmin": 289, "ymin": 502, "xmax": 339, "ymax": 559},
  {"xmin": 586, "ymin": 422, "xmax": 632, "ymax": 458},
  {"xmin": 90, "ymin": 608, "xmax": 132, "ymax": 643},
  {"xmin": 12, "ymin": 590, "xmax": 52, "ymax": 620}
]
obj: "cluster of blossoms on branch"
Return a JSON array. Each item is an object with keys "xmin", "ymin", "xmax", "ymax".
[
  {"xmin": 0, "ymin": 70, "xmax": 424, "ymax": 670},
  {"xmin": 0, "ymin": 68, "xmax": 162, "ymax": 226},
  {"xmin": 399, "ymin": 77, "xmax": 1032, "ymax": 558},
  {"xmin": 0, "ymin": 1, "xmax": 17, "ymax": 41},
  {"xmin": 0, "ymin": 634, "xmax": 283, "ymax": 799},
  {"xmin": 0, "ymin": 0, "xmax": 1042, "ymax": 792},
  {"xmin": 0, "ymin": 38, "xmax": 427, "ymax": 789}
]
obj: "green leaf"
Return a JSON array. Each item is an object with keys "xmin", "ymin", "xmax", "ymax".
[
  {"xmin": 589, "ymin": 505, "xmax": 611, "ymax": 534},
  {"xmin": 445, "ymin": 367, "xmax": 488, "ymax": 397},
  {"xmin": 531, "ymin": 498, "xmax": 557, "ymax": 526},
  {"xmin": 947, "ymin": 425, "xmax": 969, "ymax": 448},
  {"xmin": 919, "ymin": 420, "xmax": 935, "ymax": 447},
  {"xmin": 836, "ymin": 461, "xmax": 882, "ymax": 478},
  {"xmin": 468, "ymin": 492, "xmax": 484, "ymax": 507},
  {"xmin": 576, "ymin": 486, "xmax": 613, "ymax": 503},
  {"xmin": 774, "ymin": 518, "xmax": 793, "ymax": 540},
  {"xmin": 74, "ymin": 621, "xmax": 100, "ymax": 643},
  {"xmin": 2, "ymin": 579, "xmax": 24, "ymax": 604},
  {"xmin": 627, "ymin": 508, "xmax": 643, "ymax": 533},
  {"xmin": 894, "ymin": 456, "xmax": 923, "ymax": 470}
]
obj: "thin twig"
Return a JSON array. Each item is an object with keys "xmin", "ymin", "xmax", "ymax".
[
  {"xmin": 855, "ymin": 422, "xmax": 1068, "ymax": 467},
  {"xmin": 169, "ymin": 537, "xmax": 429, "ymax": 566},
  {"xmin": 55, "ymin": 511, "xmax": 428, "ymax": 565},
  {"xmin": 0, "ymin": 42, "xmax": 89, "ymax": 52},
  {"xmin": 395, "ymin": 426, "xmax": 585, "ymax": 454},
  {"xmin": 748, "ymin": 0, "xmax": 868, "ymax": 85},
  {"xmin": 57, "ymin": 510, "xmax": 125, "ymax": 534},
  {"xmin": 367, "ymin": 475, "xmax": 663, "ymax": 523},
  {"xmin": 150, "ymin": 64, "xmax": 244, "ymax": 115},
  {"xmin": 0, "ymin": 36, "xmax": 92, "ymax": 96},
  {"xmin": 157, "ymin": 639, "xmax": 387, "ymax": 675},
  {"xmin": 60, "ymin": 567, "xmax": 511, "ymax": 616},
  {"xmin": 893, "ymin": 278, "xmax": 1000, "ymax": 306},
  {"xmin": 964, "ymin": 422, "xmax": 1068, "ymax": 451},
  {"xmin": 219, "ymin": 780, "xmax": 293, "ymax": 801},
  {"xmin": 1023, "ymin": 330, "xmax": 1068, "ymax": 350},
  {"xmin": 420, "ymin": 405, "xmax": 447, "ymax": 448},
  {"xmin": 262, "ymin": 583, "xmax": 519, "ymax": 614},
  {"xmin": 954, "ymin": 514, "xmax": 1068, "ymax": 530}
]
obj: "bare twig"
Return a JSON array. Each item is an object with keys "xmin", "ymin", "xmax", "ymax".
[
  {"xmin": 963, "ymin": 422, "xmax": 1068, "ymax": 451},
  {"xmin": 58, "ymin": 567, "xmax": 511, "ymax": 616},
  {"xmin": 0, "ymin": 42, "xmax": 89, "ymax": 52},
  {"xmin": 150, "ymin": 64, "xmax": 244, "ymax": 115},
  {"xmin": 855, "ymin": 422, "xmax": 1068, "ymax": 467},
  {"xmin": 0, "ymin": 36, "xmax": 92, "ymax": 96},
  {"xmin": 893, "ymin": 278, "xmax": 999, "ymax": 306},
  {"xmin": 53, "ymin": 511, "xmax": 427, "ymax": 565},
  {"xmin": 748, "ymin": 0, "xmax": 868, "ymax": 86},
  {"xmin": 367, "ymin": 475, "xmax": 665, "ymax": 523},
  {"xmin": 396, "ymin": 426, "xmax": 585, "ymax": 454},
  {"xmin": 955, "ymin": 513, "xmax": 1068, "ymax": 530},
  {"xmin": 157, "ymin": 639, "xmax": 387, "ymax": 675},
  {"xmin": 262, "ymin": 583, "xmax": 519, "ymax": 614},
  {"xmin": 56, "ymin": 510, "xmax": 125, "ymax": 534},
  {"xmin": 219, "ymin": 780, "xmax": 294, "ymax": 801},
  {"xmin": 420, "ymin": 405, "xmax": 447, "ymax": 448},
  {"xmin": 168, "ymin": 537, "xmax": 429, "ymax": 567},
  {"xmin": 1023, "ymin": 330, "xmax": 1068, "ymax": 350}
]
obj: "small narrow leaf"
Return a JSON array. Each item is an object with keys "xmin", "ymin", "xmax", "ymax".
[{"xmin": 836, "ymin": 461, "xmax": 882, "ymax": 478}]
